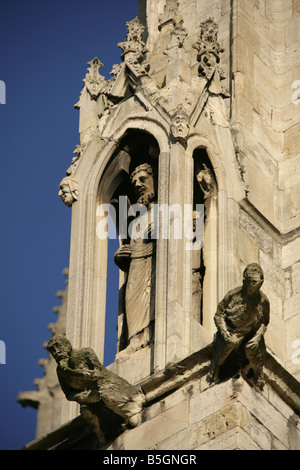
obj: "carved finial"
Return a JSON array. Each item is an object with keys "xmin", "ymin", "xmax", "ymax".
[
  {"xmin": 118, "ymin": 17, "xmax": 146, "ymax": 60},
  {"xmin": 83, "ymin": 57, "xmax": 106, "ymax": 100},
  {"xmin": 193, "ymin": 18, "xmax": 224, "ymax": 80}
]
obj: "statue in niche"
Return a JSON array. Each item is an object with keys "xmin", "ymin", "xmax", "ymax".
[
  {"xmin": 47, "ymin": 335, "xmax": 145, "ymax": 441},
  {"xmin": 192, "ymin": 160, "xmax": 217, "ymax": 323},
  {"xmin": 114, "ymin": 162, "xmax": 157, "ymax": 354},
  {"xmin": 207, "ymin": 263, "xmax": 270, "ymax": 390},
  {"xmin": 58, "ymin": 176, "xmax": 79, "ymax": 207}
]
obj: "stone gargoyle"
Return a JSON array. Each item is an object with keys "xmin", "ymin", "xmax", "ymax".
[
  {"xmin": 47, "ymin": 335, "xmax": 145, "ymax": 442},
  {"xmin": 207, "ymin": 263, "xmax": 270, "ymax": 390}
]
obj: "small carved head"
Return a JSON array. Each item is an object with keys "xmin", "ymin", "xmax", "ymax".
[
  {"xmin": 171, "ymin": 109, "xmax": 190, "ymax": 143},
  {"xmin": 58, "ymin": 176, "xmax": 79, "ymax": 207},
  {"xmin": 243, "ymin": 263, "xmax": 264, "ymax": 293},
  {"xmin": 47, "ymin": 335, "xmax": 72, "ymax": 363},
  {"xmin": 130, "ymin": 163, "xmax": 157, "ymax": 205}
]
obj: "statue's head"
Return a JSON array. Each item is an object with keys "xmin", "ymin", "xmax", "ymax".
[
  {"xmin": 130, "ymin": 162, "xmax": 157, "ymax": 206},
  {"xmin": 243, "ymin": 263, "xmax": 264, "ymax": 293},
  {"xmin": 58, "ymin": 177, "xmax": 79, "ymax": 207},
  {"xmin": 171, "ymin": 109, "xmax": 190, "ymax": 143},
  {"xmin": 47, "ymin": 335, "xmax": 72, "ymax": 363}
]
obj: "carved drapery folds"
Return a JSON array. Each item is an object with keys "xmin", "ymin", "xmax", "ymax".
[{"xmin": 114, "ymin": 159, "xmax": 158, "ymax": 355}]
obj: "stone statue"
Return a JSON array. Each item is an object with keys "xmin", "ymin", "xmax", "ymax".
[
  {"xmin": 207, "ymin": 263, "xmax": 270, "ymax": 390},
  {"xmin": 114, "ymin": 162, "xmax": 157, "ymax": 354},
  {"xmin": 47, "ymin": 335, "xmax": 145, "ymax": 441},
  {"xmin": 58, "ymin": 176, "xmax": 79, "ymax": 207},
  {"xmin": 195, "ymin": 162, "xmax": 217, "ymax": 199},
  {"xmin": 192, "ymin": 161, "xmax": 217, "ymax": 324}
]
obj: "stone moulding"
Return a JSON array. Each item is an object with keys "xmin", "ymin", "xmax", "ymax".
[
  {"xmin": 22, "ymin": 343, "xmax": 300, "ymax": 450},
  {"xmin": 140, "ymin": 346, "xmax": 300, "ymax": 418}
]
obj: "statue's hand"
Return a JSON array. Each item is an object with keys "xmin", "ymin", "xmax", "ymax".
[
  {"xmin": 246, "ymin": 335, "xmax": 261, "ymax": 351},
  {"xmin": 226, "ymin": 333, "xmax": 240, "ymax": 345}
]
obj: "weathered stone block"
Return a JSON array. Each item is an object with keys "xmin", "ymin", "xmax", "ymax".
[{"xmin": 108, "ymin": 400, "xmax": 189, "ymax": 450}]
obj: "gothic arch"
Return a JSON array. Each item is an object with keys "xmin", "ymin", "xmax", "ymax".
[
  {"xmin": 65, "ymin": 122, "xmax": 170, "ymax": 380},
  {"xmin": 184, "ymin": 122, "xmax": 244, "ymax": 335}
]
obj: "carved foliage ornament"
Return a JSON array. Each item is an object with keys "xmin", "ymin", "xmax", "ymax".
[
  {"xmin": 193, "ymin": 18, "xmax": 224, "ymax": 80},
  {"xmin": 118, "ymin": 17, "xmax": 146, "ymax": 59}
]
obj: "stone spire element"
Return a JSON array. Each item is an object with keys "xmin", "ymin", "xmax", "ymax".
[
  {"xmin": 158, "ymin": 0, "xmax": 181, "ymax": 30},
  {"xmin": 83, "ymin": 57, "xmax": 106, "ymax": 100},
  {"xmin": 118, "ymin": 17, "xmax": 150, "ymax": 81},
  {"xmin": 17, "ymin": 270, "xmax": 69, "ymax": 438},
  {"xmin": 118, "ymin": 17, "xmax": 147, "ymax": 60}
]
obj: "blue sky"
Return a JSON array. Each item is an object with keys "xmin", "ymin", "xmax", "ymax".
[{"xmin": 0, "ymin": 0, "xmax": 138, "ymax": 450}]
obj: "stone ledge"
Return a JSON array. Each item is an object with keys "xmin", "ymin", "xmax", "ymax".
[
  {"xmin": 23, "ymin": 344, "xmax": 300, "ymax": 450},
  {"xmin": 140, "ymin": 345, "xmax": 300, "ymax": 418}
]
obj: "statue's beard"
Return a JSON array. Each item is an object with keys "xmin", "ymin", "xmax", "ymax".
[{"xmin": 137, "ymin": 191, "xmax": 155, "ymax": 207}]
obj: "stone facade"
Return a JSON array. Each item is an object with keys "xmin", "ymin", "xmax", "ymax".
[
  {"xmin": 108, "ymin": 378, "xmax": 299, "ymax": 451},
  {"xmin": 21, "ymin": 0, "xmax": 300, "ymax": 450}
]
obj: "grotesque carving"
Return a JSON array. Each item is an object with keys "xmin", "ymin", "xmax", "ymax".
[
  {"xmin": 208, "ymin": 263, "xmax": 270, "ymax": 390},
  {"xmin": 171, "ymin": 108, "xmax": 190, "ymax": 143},
  {"xmin": 58, "ymin": 176, "xmax": 79, "ymax": 207},
  {"xmin": 114, "ymin": 162, "xmax": 157, "ymax": 354},
  {"xmin": 47, "ymin": 335, "xmax": 145, "ymax": 441}
]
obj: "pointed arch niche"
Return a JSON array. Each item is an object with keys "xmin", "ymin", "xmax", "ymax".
[
  {"xmin": 63, "ymin": 121, "xmax": 170, "ymax": 423},
  {"xmin": 95, "ymin": 129, "xmax": 161, "ymax": 364},
  {"xmin": 192, "ymin": 147, "xmax": 218, "ymax": 334},
  {"xmin": 185, "ymin": 133, "xmax": 245, "ymax": 348}
]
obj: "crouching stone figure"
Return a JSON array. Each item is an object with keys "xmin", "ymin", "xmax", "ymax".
[
  {"xmin": 207, "ymin": 263, "xmax": 270, "ymax": 390},
  {"xmin": 47, "ymin": 335, "xmax": 145, "ymax": 441}
]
